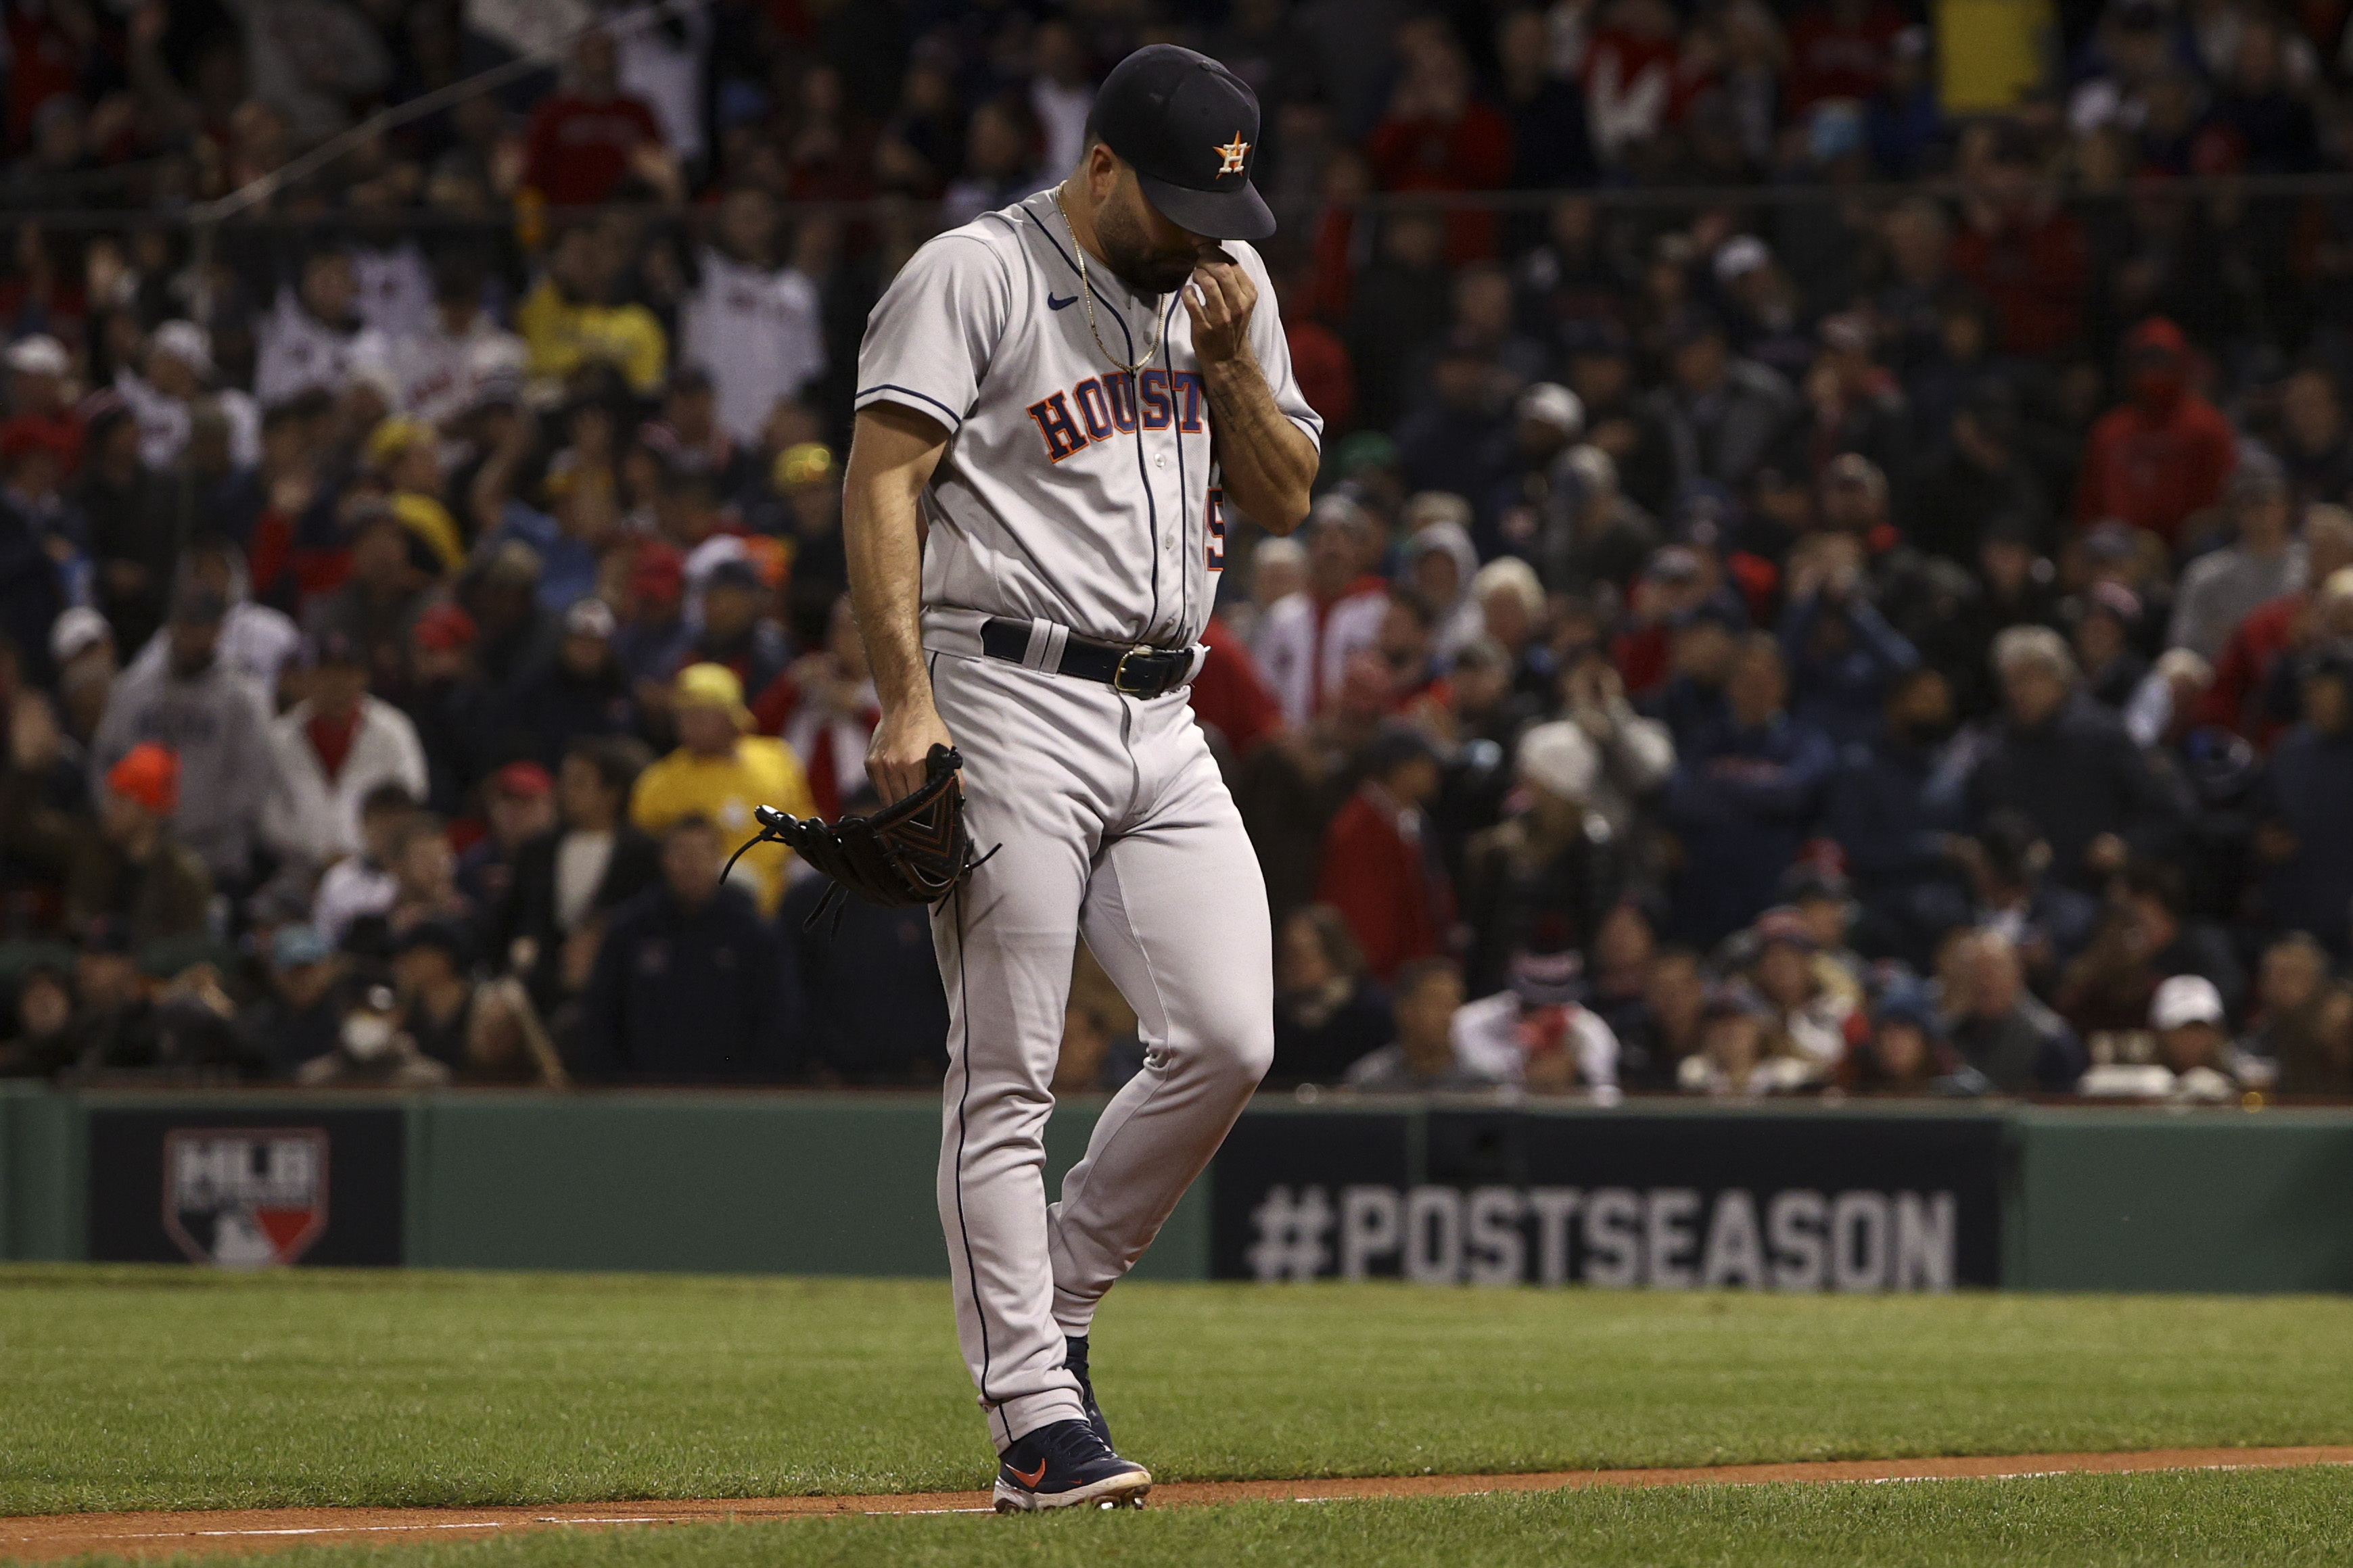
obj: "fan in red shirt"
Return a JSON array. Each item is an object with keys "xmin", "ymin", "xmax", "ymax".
[
  {"xmin": 2074, "ymin": 317, "xmax": 2239, "ymax": 548},
  {"xmin": 1365, "ymin": 19, "xmax": 1512, "ymax": 264},
  {"xmin": 1315, "ymin": 726, "xmax": 1455, "ymax": 982},
  {"xmin": 750, "ymin": 594, "xmax": 878, "ymax": 819},
  {"xmin": 2, "ymin": 336, "xmax": 81, "ymax": 475},
  {"xmin": 523, "ymin": 30, "xmax": 670, "ymax": 208},
  {"xmin": 2201, "ymin": 509, "xmax": 2353, "ymax": 746},
  {"xmin": 1276, "ymin": 243, "xmax": 1357, "ymax": 435},
  {"xmin": 1784, "ymin": 0, "xmax": 1910, "ymax": 112},
  {"xmin": 1188, "ymin": 613, "xmax": 1284, "ymax": 761},
  {"xmin": 1949, "ymin": 124, "xmax": 2089, "ymax": 358},
  {"xmin": 1583, "ymin": 0, "xmax": 1706, "ymax": 170}
]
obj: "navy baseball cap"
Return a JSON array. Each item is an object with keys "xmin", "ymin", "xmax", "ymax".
[{"xmin": 1090, "ymin": 45, "xmax": 1274, "ymax": 241}]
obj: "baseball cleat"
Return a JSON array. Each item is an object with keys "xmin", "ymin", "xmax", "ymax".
[
  {"xmin": 1065, "ymin": 1334, "xmax": 1113, "ymax": 1449},
  {"xmin": 992, "ymin": 1418, "xmax": 1152, "ymax": 1512}
]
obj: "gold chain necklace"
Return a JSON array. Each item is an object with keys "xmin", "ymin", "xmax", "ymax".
[{"xmin": 1053, "ymin": 186, "xmax": 1165, "ymax": 376}]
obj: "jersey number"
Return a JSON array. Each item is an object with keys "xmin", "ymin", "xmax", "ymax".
[{"xmin": 1205, "ymin": 487, "xmax": 1227, "ymax": 571}]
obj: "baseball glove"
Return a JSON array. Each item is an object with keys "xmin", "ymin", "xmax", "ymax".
[{"xmin": 733, "ymin": 744, "xmax": 985, "ymax": 929}]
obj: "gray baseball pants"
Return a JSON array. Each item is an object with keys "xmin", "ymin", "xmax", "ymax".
[{"xmin": 924, "ymin": 640, "xmax": 1273, "ymax": 1450}]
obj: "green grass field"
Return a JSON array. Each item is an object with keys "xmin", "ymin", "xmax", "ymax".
[{"xmin": 5, "ymin": 1267, "xmax": 2352, "ymax": 1566}]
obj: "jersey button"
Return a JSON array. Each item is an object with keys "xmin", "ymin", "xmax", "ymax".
[{"xmin": 1155, "ymin": 453, "xmax": 1167, "ymax": 470}]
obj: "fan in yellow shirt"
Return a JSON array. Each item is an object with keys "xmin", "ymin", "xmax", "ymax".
[
  {"xmin": 365, "ymin": 417, "xmax": 465, "ymax": 573},
  {"xmin": 516, "ymin": 226, "xmax": 669, "ymax": 396},
  {"xmin": 630, "ymin": 663, "xmax": 816, "ymax": 913}
]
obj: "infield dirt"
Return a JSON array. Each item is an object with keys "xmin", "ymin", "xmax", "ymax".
[{"xmin": 4, "ymin": 1446, "xmax": 2350, "ymax": 1563}]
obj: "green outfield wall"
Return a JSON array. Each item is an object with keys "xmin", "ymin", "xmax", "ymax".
[{"xmin": 1, "ymin": 1082, "xmax": 2346, "ymax": 1290}]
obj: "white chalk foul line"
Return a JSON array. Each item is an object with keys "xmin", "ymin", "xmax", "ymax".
[{"xmin": 16, "ymin": 1457, "xmax": 2352, "ymax": 1550}]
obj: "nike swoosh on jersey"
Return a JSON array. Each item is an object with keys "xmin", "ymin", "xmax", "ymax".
[{"xmin": 1048, "ymin": 293, "xmax": 1079, "ymax": 310}]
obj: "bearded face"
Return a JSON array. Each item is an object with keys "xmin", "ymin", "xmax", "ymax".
[{"xmin": 1094, "ymin": 172, "xmax": 1210, "ymax": 295}]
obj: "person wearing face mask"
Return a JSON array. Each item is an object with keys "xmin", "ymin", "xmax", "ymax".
[
  {"xmin": 294, "ymin": 981, "xmax": 451, "ymax": 1088},
  {"xmin": 2073, "ymin": 316, "xmax": 2237, "ymax": 550}
]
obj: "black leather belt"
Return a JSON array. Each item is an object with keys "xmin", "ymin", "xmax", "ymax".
[{"xmin": 979, "ymin": 617, "xmax": 1196, "ymax": 698}]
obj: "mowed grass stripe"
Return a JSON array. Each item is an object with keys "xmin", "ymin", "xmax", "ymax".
[
  {"xmin": 36, "ymin": 1469, "xmax": 2353, "ymax": 1568},
  {"xmin": 4, "ymin": 1268, "xmax": 2353, "ymax": 1515}
]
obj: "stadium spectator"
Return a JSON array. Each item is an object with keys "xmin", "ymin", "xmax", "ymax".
[
  {"xmin": 630, "ymin": 663, "xmax": 814, "ymax": 915},
  {"xmin": 1661, "ymin": 633, "xmax": 1835, "ymax": 945},
  {"xmin": 1648, "ymin": 308, "xmax": 1795, "ymax": 496},
  {"xmin": 1949, "ymin": 123, "xmax": 2089, "ymax": 358},
  {"xmin": 1458, "ymin": 720, "xmax": 1629, "ymax": 999},
  {"xmin": 500, "ymin": 598, "xmax": 638, "ymax": 771},
  {"xmin": 60, "ymin": 917, "xmax": 254, "ymax": 1083},
  {"xmin": 127, "ymin": 538, "xmax": 300, "ymax": 696},
  {"xmin": 295, "ymin": 980, "xmax": 450, "ymax": 1089},
  {"xmin": 2202, "ymin": 510, "xmax": 2353, "ymax": 744},
  {"xmin": 679, "ymin": 185, "xmax": 826, "ymax": 446},
  {"xmin": 380, "ymin": 251, "xmax": 529, "ymax": 427},
  {"xmin": 256, "ymin": 252, "xmax": 384, "ymax": 410},
  {"xmin": 69, "ymin": 742, "xmax": 212, "ymax": 946},
  {"xmin": 241, "ymin": 923, "xmax": 350, "ymax": 1078},
  {"xmin": 2168, "ymin": 458, "xmax": 2305, "ymax": 663},
  {"xmin": 1343, "ymin": 956, "xmax": 1485, "ymax": 1091},
  {"xmin": 1735, "ymin": 905, "xmax": 1859, "ymax": 1083},
  {"xmin": 455, "ymin": 759, "xmax": 557, "ymax": 922},
  {"xmin": 400, "ymin": 603, "xmax": 490, "ymax": 817},
  {"xmin": 1315, "ymin": 725, "xmax": 1452, "ymax": 982},
  {"xmin": 1779, "ymin": 534, "xmax": 1919, "ymax": 746},
  {"xmin": 752, "ymin": 593, "xmax": 877, "ymax": 821},
  {"xmin": 311, "ymin": 784, "xmax": 416, "ymax": 948},
  {"xmin": 1253, "ymin": 493, "xmax": 1390, "ymax": 726},
  {"xmin": 302, "ymin": 502, "xmax": 434, "ymax": 695},
  {"xmin": 2074, "ymin": 317, "xmax": 2237, "ymax": 546},
  {"xmin": 379, "ymin": 809, "xmax": 472, "ymax": 941},
  {"xmin": 782, "ymin": 811, "xmax": 952, "ymax": 1084},
  {"xmin": 2277, "ymin": 366, "xmax": 2353, "ymax": 510},
  {"xmin": 517, "ymin": 224, "xmax": 670, "ymax": 398},
  {"xmin": 497, "ymin": 735, "xmax": 659, "ymax": 1013},
  {"xmin": 521, "ymin": 30, "xmax": 673, "ymax": 210},
  {"xmin": 1944, "ymin": 927, "xmax": 2087, "ymax": 1093},
  {"xmin": 1967, "ymin": 625, "xmax": 2179, "ymax": 887},
  {"xmin": 1846, "ymin": 978, "xmax": 1986, "ymax": 1095},
  {"xmin": 90, "ymin": 584, "xmax": 275, "ymax": 890},
  {"xmin": 2252, "ymin": 655, "xmax": 2353, "ymax": 951},
  {"xmin": 2114, "ymin": 974, "xmax": 2254, "ymax": 1103},
  {"xmin": 2243, "ymin": 933, "xmax": 2353, "ymax": 1096},
  {"xmin": 0, "ymin": 960, "xmax": 77, "ymax": 1078},
  {"xmin": 261, "ymin": 630, "xmax": 429, "ymax": 872},
  {"xmin": 388, "ymin": 920, "xmax": 480, "ymax": 1075},
  {"xmin": 572, "ymin": 815, "xmax": 793, "ymax": 1083},
  {"xmin": 1677, "ymin": 986, "xmax": 1815, "ymax": 1096},
  {"xmin": 1272, "ymin": 904, "xmax": 1395, "ymax": 1086},
  {"xmin": 1452, "ymin": 948, "xmax": 1621, "ymax": 1093},
  {"xmin": 78, "ymin": 402, "xmax": 172, "ymax": 659},
  {"xmin": 1604, "ymin": 941, "xmax": 1707, "ymax": 1091}
]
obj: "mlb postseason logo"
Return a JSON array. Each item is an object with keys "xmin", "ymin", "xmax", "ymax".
[
  {"xmin": 1244, "ymin": 1183, "xmax": 1961, "ymax": 1291},
  {"xmin": 162, "ymin": 1129, "xmax": 331, "ymax": 1268}
]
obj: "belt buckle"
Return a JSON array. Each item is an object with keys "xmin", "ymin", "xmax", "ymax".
[{"xmin": 1111, "ymin": 645, "xmax": 1160, "ymax": 696}]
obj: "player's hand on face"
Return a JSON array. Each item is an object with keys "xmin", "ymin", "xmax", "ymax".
[
  {"xmin": 1184, "ymin": 252, "xmax": 1255, "ymax": 368},
  {"xmin": 867, "ymin": 703, "xmax": 958, "ymax": 806}
]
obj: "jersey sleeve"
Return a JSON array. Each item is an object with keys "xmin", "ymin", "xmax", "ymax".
[
  {"xmin": 1237, "ymin": 243, "xmax": 1324, "ymax": 453},
  {"xmin": 855, "ymin": 232, "xmax": 1014, "ymax": 439}
]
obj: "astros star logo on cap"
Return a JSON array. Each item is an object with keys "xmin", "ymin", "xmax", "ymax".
[{"xmin": 1215, "ymin": 133, "xmax": 1250, "ymax": 176}]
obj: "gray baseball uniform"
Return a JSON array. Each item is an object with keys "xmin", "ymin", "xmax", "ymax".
[{"xmin": 856, "ymin": 187, "xmax": 1321, "ymax": 1449}]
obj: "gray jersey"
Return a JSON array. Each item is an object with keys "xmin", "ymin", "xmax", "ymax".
[{"xmin": 856, "ymin": 188, "xmax": 1322, "ymax": 649}]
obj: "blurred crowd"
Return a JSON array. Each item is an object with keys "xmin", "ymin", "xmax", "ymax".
[{"xmin": 2, "ymin": 0, "xmax": 2353, "ymax": 1100}]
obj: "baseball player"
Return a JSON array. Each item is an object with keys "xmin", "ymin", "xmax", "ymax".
[{"xmin": 843, "ymin": 45, "xmax": 1320, "ymax": 1511}]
